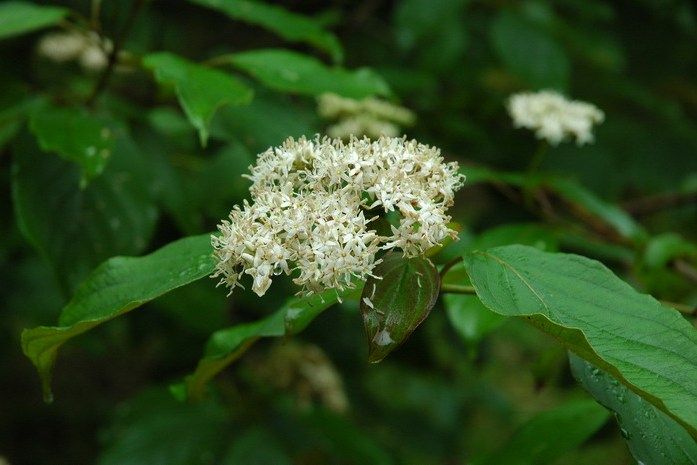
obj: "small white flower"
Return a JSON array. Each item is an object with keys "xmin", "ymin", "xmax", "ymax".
[
  {"xmin": 318, "ymin": 93, "xmax": 416, "ymax": 139},
  {"xmin": 212, "ymin": 136, "xmax": 465, "ymax": 297},
  {"xmin": 37, "ymin": 32, "xmax": 86, "ymax": 62},
  {"xmin": 507, "ymin": 90, "xmax": 605, "ymax": 145}
]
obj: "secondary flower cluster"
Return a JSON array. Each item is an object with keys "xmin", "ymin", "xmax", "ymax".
[
  {"xmin": 507, "ymin": 90, "xmax": 605, "ymax": 145},
  {"xmin": 212, "ymin": 136, "xmax": 465, "ymax": 297},
  {"xmin": 37, "ymin": 31, "xmax": 112, "ymax": 72},
  {"xmin": 317, "ymin": 93, "xmax": 416, "ymax": 139}
]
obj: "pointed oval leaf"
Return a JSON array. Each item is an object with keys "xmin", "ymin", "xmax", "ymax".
[
  {"xmin": 143, "ymin": 52, "xmax": 253, "ymax": 146},
  {"xmin": 0, "ymin": 1, "xmax": 67, "ymax": 40},
  {"xmin": 463, "ymin": 245, "xmax": 697, "ymax": 436},
  {"xmin": 361, "ymin": 252, "xmax": 440, "ymax": 363},
  {"xmin": 570, "ymin": 354, "xmax": 697, "ymax": 465},
  {"xmin": 226, "ymin": 49, "xmax": 391, "ymax": 98},
  {"xmin": 29, "ymin": 104, "xmax": 116, "ymax": 185},
  {"xmin": 189, "ymin": 0, "xmax": 343, "ymax": 62},
  {"xmin": 21, "ymin": 234, "xmax": 215, "ymax": 401},
  {"xmin": 182, "ymin": 289, "xmax": 344, "ymax": 400}
]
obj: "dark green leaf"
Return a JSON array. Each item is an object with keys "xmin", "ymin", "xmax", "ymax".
[
  {"xmin": 570, "ymin": 354, "xmax": 697, "ymax": 465},
  {"xmin": 490, "ymin": 11, "xmax": 570, "ymax": 90},
  {"xmin": 226, "ymin": 49, "xmax": 391, "ymax": 98},
  {"xmin": 29, "ymin": 105, "xmax": 116, "ymax": 185},
  {"xmin": 189, "ymin": 0, "xmax": 343, "ymax": 62},
  {"xmin": 221, "ymin": 428, "xmax": 292, "ymax": 465},
  {"xmin": 99, "ymin": 388, "xmax": 230, "ymax": 465},
  {"xmin": 182, "ymin": 289, "xmax": 345, "ymax": 400},
  {"xmin": 463, "ymin": 245, "xmax": 697, "ymax": 435},
  {"xmin": 0, "ymin": 1, "xmax": 67, "ymax": 40},
  {"xmin": 12, "ymin": 128, "xmax": 157, "ymax": 291},
  {"xmin": 472, "ymin": 399, "xmax": 608, "ymax": 465},
  {"xmin": 360, "ymin": 252, "xmax": 440, "ymax": 363},
  {"xmin": 21, "ymin": 234, "xmax": 215, "ymax": 401},
  {"xmin": 143, "ymin": 52, "xmax": 253, "ymax": 145}
]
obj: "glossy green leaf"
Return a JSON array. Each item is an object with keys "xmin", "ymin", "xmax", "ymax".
[
  {"xmin": 0, "ymin": 1, "xmax": 67, "ymax": 40},
  {"xmin": 182, "ymin": 289, "xmax": 344, "ymax": 400},
  {"xmin": 360, "ymin": 252, "xmax": 440, "ymax": 363},
  {"xmin": 463, "ymin": 245, "xmax": 697, "ymax": 435},
  {"xmin": 570, "ymin": 354, "xmax": 697, "ymax": 465},
  {"xmin": 444, "ymin": 294, "xmax": 506, "ymax": 346},
  {"xmin": 143, "ymin": 52, "xmax": 253, "ymax": 145},
  {"xmin": 12, "ymin": 129, "xmax": 157, "ymax": 291},
  {"xmin": 472, "ymin": 399, "xmax": 609, "ymax": 465},
  {"xmin": 490, "ymin": 11, "xmax": 570, "ymax": 90},
  {"xmin": 29, "ymin": 105, "xmax": 116, "ymax": 185},
  {"xmin": 21, "ymin": 234, "xmax": 215, "ymax": 401},
  {"xmin": 99, "ymin": 388, "xmax": 230, "ymax": 465},
  {"xmin": 189, "ymin": 0, "xmax": 342, "ymax": 62},
  {"xmin": 226, "ymin": 49, "xmax": 391, "ymax": 98}
]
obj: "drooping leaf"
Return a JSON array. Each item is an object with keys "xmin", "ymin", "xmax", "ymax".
[
  {"xmin": 490, "ymin": 11, "xmax": 570, "ymax": 90},
  {"xmin": 143, "ymin": 52, "xmax": 253, "ymax": 145},
  {"xmin": 99, "ymin": 388, "xmax": 230, "ymax": 465},
  {"xmin": 29, "ymin": 105, "xmax": 116, "ymax": 185},
  {"xmin": 360, "ymin": 252, "xmax": 440, "ymax": 363},
  {"xmin": 12, "ymin": 129, "xmax": 158, "ymax": 292},
  {"xmin": 0, "ymin": 1, "xmax": 67, "ymax": 40},
  {"xmin": 471, "ymin": 399, "xmax": 609, "ymax": 465},
  {"xmin": 21, "ymin": 234, "xmax": 215, "ymax": 401},
  {"xmin": 570, "ymin": 354, "xmax": 697, "ymax": 465},
  {"xmin": 181, "ymin": 289, "xmax": 346, "ymax": 400},
  {"xmin": 463, "ymin": 245, "xmax": 697, "ymax": 435},
  {"xmin": 189, "ymin": 0, "xmax": 343, "ymax": 62},
  {"xmin": 226, "ymin": 49, "xmax": 391, "ymax": 98},
  {"xmin": 221, "ymin": 428, "xmax": 292, "ymax": 465}
]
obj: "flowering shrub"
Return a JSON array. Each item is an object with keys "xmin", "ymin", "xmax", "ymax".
[{"xmin": 1, "ymin": 1, "xmax": 696, "ymax": 464}]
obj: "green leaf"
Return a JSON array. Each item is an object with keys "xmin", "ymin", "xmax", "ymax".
[
  {"xmin": 12, "ymin": 129, "xmax": 158, "ymax": 292},
  {"xmin": 221, "ymin": 428, "xmax": 292, "ymax": 465},
  {"xmin": 472, "ymin": 399, "xmax": 609, "ymax": 465},
  {"xmin": 570, "ymin": 354, "xmax": 697, "ymax": 465},
  {"xmin": 189, "ymin": 0, "xmax": 343, "ymax": 62},
  {"xmin": 21, "ymin": 234, "xmax": 215, "ymax": 402},
  {"xmin": 360, "ymin": 252, "xmax": 440, "ymax": 363},
  {"xmin": 182, "ymin": 289, "xmax": 344, "ymax": 400},
  {"xmin": 0, "ymin": 1, "xmax": 67, "ymax": 40},
  {"xmin": 99, "ymin": 388, "xmax": 230, "ymax": 465},
  {"xmin": 444, "ymin": 294, "xmax": 506, "ymax": 346},
  {"xmin": 226, "ymin": 49, "xmax": 391, "ymax": 98},
  {"xmin": 490, "ymin": 11, "xmax": 570, "ymax": 90},
  {"xmin": 142, "ymin": 52, "xmax": 253, "ymax": 146},
  {"xmin": 29, "ymin": 105, "xmax": 116, "ymax": 185},
  {"xmin": 545, "ymin": 177, "xmax": 646, "ymax": 242},
  {"xmin": 644, "ymin": 233, "xmax": 697, "ymax": 269},
  {"xmin": 463, "ymin": 245, "xmax": 697, "ymax": 435}
]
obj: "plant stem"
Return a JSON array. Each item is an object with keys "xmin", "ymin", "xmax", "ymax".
[
  {"xmin": 439, "ymin": 256, "xmax": 463, "ymax": 277},
  {"xmin": 86, "ymin": 0, "xmax": 147, "ymax": 106},
  {"xmin": 661, "ymin": 300, "xmax": 696, "ymax": 315},
  {"xmin": 440, "ymin": 284, "xmax": 476, "ymax": 295},
  {"xmin": 527, "ymin": 142, "xmax": 548, "ymax": 176}
]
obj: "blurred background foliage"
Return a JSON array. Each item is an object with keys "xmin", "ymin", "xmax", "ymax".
[{"xmin": 1, "ymin": 0, "xmax": 696, "ymax": 464}]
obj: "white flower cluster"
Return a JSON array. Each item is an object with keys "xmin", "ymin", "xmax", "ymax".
[
  {"xmin": 507, "ymin": 90, "xmax": 605, "ymax": 145},
  {"xmin": 37, "ymin": 31, "xmax": 112, "ymax": 72},
  {"xmin": 212, "ymin": 136, "xmax": 465, "ymax": 297},
  {"xmin": 317, "ymin": 93, "xmax": 416, "ymax": 139}
]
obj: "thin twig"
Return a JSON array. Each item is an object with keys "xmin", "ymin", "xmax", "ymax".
[
  {"xmin": 440, "ymin": 284, "xmax": 476, "ymax": 295},
  {"xmin": 674, "ymin": 259, "xmax": 697, "ymax": 285},
  {"xmin": 661, "ymin": 300, "xmax": 696, "ymax": 316},
  {"xmin": 440, "ymin": 256, "xmax": 463, "ymax": 278},
  {"xmin": 86, "ymin": 0, "xmax": 148, "ymax": 106},
  {"xmin": 623, "ymin": 190, "xmax": 697, "ymax": 216}
]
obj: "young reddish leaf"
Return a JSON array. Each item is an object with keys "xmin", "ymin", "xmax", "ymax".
[{"xmin": 360, "ymin": 252, "xmax": 440, "ymax": 363}]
